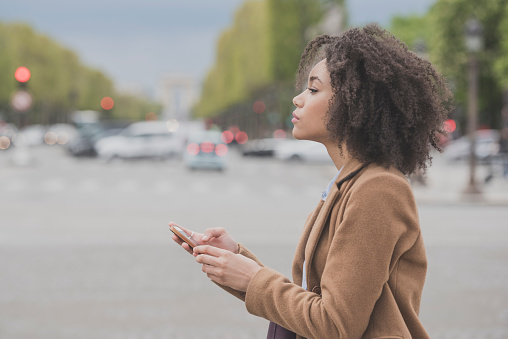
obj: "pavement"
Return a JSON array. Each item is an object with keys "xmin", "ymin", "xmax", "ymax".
[
  {"xmin": 408, "ymin": 152, "xmax": 508, "ymax": 206},
  {"xmin": 0, "ymin": 145, "xmax": 507, "ymax": 338}
]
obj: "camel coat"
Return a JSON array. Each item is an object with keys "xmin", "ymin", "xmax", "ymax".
[{"xmin": 220, "ymin": 159, "xmax": 430, "ymax": 339}]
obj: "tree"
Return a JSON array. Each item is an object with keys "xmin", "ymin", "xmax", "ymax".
[
  {"xmin": 390, "ymin": 15, "xmax": 431, "ymax": 53},
  {"xmin": 0, "ymin": 22, "xmax": 161, "ymax": 125},
  {"xmin": 194, "ymin": 0, "xmax": 272, "ymax": 118},
  {"xmin": 426, "ymin": 0, "xmax": 508, "ymax": 130},
  {"xmin": 194, "ymin": 0, "xmax": 346, "ymax": 137}
]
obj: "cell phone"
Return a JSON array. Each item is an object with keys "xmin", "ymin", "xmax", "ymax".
[{"xmin": 170, "ymin": 224, "xmax": 200, "ymax": 249}]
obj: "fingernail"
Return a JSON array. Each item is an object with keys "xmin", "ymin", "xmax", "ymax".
[{"xmin": 201, "ymin": 236, "xmax": 208, "ymax": 241}]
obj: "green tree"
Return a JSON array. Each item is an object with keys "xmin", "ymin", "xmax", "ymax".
[
  {"xmin": 426, "ymin": 0, "xmax": 508, "ymax": 130},
  {"xmin": 390, "ymin": 15, "xmax": 431, "ymax": 53},
  {"xmin": 194, "ymin": 0, "xmax": 346, "ymax": 137},
  {"xmin": 194, "ymin": 0, "xmax": 272, "ymax": 118},
  {"xmin": 494, "ymin": 3, "xmax": 508, "ymax": 89},
  {"xmin": 0, "ymin": 22, "xmax": 161, "ymax": 125}
]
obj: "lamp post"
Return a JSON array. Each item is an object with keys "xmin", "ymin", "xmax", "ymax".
[{"xmin": 462, "ymin": 17, "xmax": 483, "ymax": 197}]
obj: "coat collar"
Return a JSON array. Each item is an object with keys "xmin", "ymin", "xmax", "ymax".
[{"xmin": 334, "ymin": 158, "xmax": 366, "ymax": 189}]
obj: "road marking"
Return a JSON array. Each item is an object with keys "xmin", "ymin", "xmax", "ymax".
[
  {"xmin": 154, "ymin": 180, "xmax": 173, "ymax": 193},
  {"xmin": 40, "ymin": 178, "xmax": 65, "ymax": 192},
  {"xmin": 267, "ymin": 184, "xmax": 289, "ymax": 197},
  {"xmin": 77, "ymin": 179, "xmax": 100, "ymax": 192},
  {"xmin": 226, "ymin": 182, "xmax": 247, "ymax": 196},
  {"xmin": 3, "ymin": 180, "xmax": 27, "ymax": 192},
  {"xmin": 117, "ymin": 180, "xmax": 140, "ymax": 192}
]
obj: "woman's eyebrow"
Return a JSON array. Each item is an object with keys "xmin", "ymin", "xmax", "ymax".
[{"xmin": 309, "ymin": 75, "xmax": 322, "ymax": 84}]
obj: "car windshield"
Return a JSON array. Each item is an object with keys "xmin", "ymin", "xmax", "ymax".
[{"xmin": 188, "ymin": 131, "xmax": 223, "ymax": 144}]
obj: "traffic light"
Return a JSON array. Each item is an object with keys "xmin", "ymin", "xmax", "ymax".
[
  {"xmin": 14, "ymin": 66, "xmax": 31, "ymax": 88},
  {"xmin": 11, "ymin": 66, "xmax": 33, "ymax": 113}
]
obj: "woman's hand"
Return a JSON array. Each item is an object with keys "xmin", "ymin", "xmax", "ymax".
[
  {"xmin": 169, "ymin": 222, "xmax": 238, "ymax": 255},
  {"xmin": 194, "ymin": 245, "xmax": 261, "ymax": 292}
]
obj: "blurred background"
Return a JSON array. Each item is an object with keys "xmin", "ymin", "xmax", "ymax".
[{"xmin": 1, "ymin": 0, "xmax": 508, "ymax": 338}]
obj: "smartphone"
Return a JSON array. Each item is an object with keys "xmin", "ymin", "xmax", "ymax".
[{"xmin": 170, "ymin": 224, "xmax": 200, "ymax": 249}]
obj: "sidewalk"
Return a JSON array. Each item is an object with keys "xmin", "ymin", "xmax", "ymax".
[{"xmin": 411, "ymin": 152, "xmax": 508, "ymax": 206}]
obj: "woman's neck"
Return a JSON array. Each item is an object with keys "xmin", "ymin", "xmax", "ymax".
[{"xmin": 323, "ymin": 141, "xmax": 348, "ymax": 171}]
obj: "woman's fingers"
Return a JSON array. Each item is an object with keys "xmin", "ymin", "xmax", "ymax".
[
  {"xmin": 194, "ymin": 245, "xmax": 261, "ymax": 292},
  {"xmin": 201, "ymin": 227, "xmax": 226, "ymax": 242},
  {"xmin": 194, "ymin": 244, "xmax": 225, "ymax": 257},
  {"xmin": 201, "ymin": 228, "xmax": 238, "ymax": 253}
]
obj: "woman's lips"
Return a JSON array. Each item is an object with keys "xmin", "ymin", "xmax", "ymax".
[{"xmin": 292, "ymin": 112, "xmax": 299, "ymax": 123}]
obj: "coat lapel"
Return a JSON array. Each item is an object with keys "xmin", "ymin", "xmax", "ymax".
[
  {"xmin": 292, "ymin": 199, "xmax": 324, "ymax": 286},
  {"xmin": 303, "ymin": 159, "xmax": 366, "ymax": 286}
]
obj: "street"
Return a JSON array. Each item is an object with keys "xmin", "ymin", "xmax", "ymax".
[{"xmin": 1, "ymin": 145, "xmax": 507, "ymax": 338}]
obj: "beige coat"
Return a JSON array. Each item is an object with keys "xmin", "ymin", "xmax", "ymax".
[{"xmin": 221, "ymin": 159, "xmax": 429, "ymax": 338}]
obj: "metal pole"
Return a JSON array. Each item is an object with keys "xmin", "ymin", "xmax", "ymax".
[{"xmin": 463, "ymin": 54, "xmax": 482, "ymax": 196}]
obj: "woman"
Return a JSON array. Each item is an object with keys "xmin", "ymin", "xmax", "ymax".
[{"xmin": 170, "ymin": 24, "xmax": 452, "ymax": 338}]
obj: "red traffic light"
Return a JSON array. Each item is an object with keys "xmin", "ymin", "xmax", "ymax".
[
  {"xmin": 101, "ymin": 97, "xmax": 115, "ymax": 110},
  {"xmin": 14, "ymin": 67, "xmax": 31, "ymax": 83}
]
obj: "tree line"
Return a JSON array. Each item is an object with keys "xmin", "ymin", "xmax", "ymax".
[
  {"xmin": 0, "ymin": 23, "xmax": 161, "ymax": 126},
  {"xmin": 196, "ymin": 0, "xmax": 508, "ymax": 138},
  {"xmin": 194, "ymin": 0, "xmax": 346, "ymax": 139},
  {"xmin": 390, "ymin": 0, "xmax": 508, "ymax": 134}
]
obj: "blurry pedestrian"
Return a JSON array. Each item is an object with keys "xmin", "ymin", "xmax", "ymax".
[{"xmin": 170, "ymin": 24, "xmax": 452, "ymax": 339}]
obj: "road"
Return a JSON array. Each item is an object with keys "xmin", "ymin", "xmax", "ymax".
[{"xmin": 1, "ymin": 145, "xmax": 507, "ymax": 338}]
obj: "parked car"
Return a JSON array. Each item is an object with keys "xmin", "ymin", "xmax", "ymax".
[
  {"xmin": 443, "ymin": 129, "xmax": 500, "ymax": 162},
  {"xmin": 0, "ymin": 122, "xmax": 18, "ymax": 150},
  {"xmin": 275, "ymin": 139, "xmax": 332, "ymax": 164},
  {"xmin": 66, "ymin": 122, "xmax": 126, "ymax": 157},
  {"xmin": 16, "ymin": 124, "xmax": 47, "ymax": 146},
  {"xmin": 184, "ymin": 130, "xmax": 228, "ymax": 171},
  {"xmin": 44, "ymin": 123, "xmax": 79, "ymax": 146},
  {"xmin": 94, "ymin": 121, "xmax": 183, "ymax": 161},
  {"xmin": 241, "ymin": 138, "xmax": 285, "ymax": 157}
]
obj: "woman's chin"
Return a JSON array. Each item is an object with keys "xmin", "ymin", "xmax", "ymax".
[{"xmin": 292, "ymin": 129, "xmax": 304, "ymax": 140}]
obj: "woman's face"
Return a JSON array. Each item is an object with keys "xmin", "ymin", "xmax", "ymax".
[{"xmin": 291, "ymin": 59, "xmax": 333, "ymax": 144}]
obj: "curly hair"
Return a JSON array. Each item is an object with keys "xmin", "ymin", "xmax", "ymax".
[{"xmin": 296, "ymin": 24, "xmax": 453, "ymax": 175}]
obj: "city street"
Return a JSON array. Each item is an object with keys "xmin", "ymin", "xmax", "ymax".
[{"xmin": 1, "ymin": 145, "xmax": 507, "ymax": 338}]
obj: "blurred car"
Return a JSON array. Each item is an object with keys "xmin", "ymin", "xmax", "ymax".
[
  {"xmin": 66, "ymin": 122, "xmax": 126, "ymax": 157},
  {"xmin": 184, "ymin": 130, "xmax": 228, "ymax": 171},
  {"xmin": 275, "ymin": 139, "xmax": 332, "ymax": 164},
  {"xmin": 0, "ymin": 122, "xmax": 19, "ymax": 150},
  {"xmin": 443, "ymin": 129, "xmax": 500, "ymax": 162},
  {"xmin": 44, "ymin": 123, "xmax": 79, "ymax": 146},
  {"xmin": 94, "ymin": 121, "xmax": 183, "ymax": 161},
  {"xmin": 15, "ymin": 124, "xmax": 47, "ymax": 146},
  {"xmin": 241, "ymin": 138, "xmax": 285, "ymax": 157}
]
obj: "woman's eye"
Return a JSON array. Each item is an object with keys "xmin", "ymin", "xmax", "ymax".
[{"xmin": 307, "ymin": 87, "xmax": 318, "ymax": 93}]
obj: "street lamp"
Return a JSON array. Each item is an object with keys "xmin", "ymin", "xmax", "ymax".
[{"xmin": 462, "ymin": 17, "xmax": 483, "ymax": 198}]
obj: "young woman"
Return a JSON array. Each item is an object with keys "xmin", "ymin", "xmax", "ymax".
[{"xmin": 170, "ymin": 24, "xmax": 452, "ymax": 338}]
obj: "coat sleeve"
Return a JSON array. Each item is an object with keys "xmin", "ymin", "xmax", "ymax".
[
  {"xmin": 244, "ymin": 172, "xmax": 420, "ymax": 338},
  {"xmin": 213, "ymin": 243, "xmax": 265, "ymax": 301}
]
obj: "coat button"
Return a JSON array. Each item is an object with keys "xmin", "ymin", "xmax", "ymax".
[{"xmin": 312, "ymin": 286, "xmax": 321, "ymax": 295}]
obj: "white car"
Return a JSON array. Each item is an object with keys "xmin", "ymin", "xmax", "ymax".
[
  {"xmin": 184, "ymin": 130, "xmax": 228, "ymax": 171},
  {"xmin": 443, "ymin": 129, "xmax": 500, "ymax": 162},
  {"xmin": 275, "ymin": 139, "xmax": 332, "ymax": 164},
  {"xmin": 95, "ymin": 121, "xmax": 183, "ymax": 161}
]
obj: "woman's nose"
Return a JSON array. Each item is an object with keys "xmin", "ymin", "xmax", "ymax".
[{"xmin": 293, "ymin": 92, "xmax": 303, "ymax": 108}]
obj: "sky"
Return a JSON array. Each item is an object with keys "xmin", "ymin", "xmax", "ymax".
[{"xmin": 1, "ymin": 0, "xmax": 436, "ymax": 98}]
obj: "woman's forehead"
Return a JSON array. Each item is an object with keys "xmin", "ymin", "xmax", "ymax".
[{"xmin": 308, "ymin": 59, "xmax": 329, "ymax": 81}]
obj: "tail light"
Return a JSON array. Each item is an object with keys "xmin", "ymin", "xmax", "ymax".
[
  {"xmin": 200, "ymin": 141, "xmax": 215, "ymax": 153},
  {"xmin": 235, "ymin": 131, "xmax": 248, "ymax": 144},
  {"xmin": 221, "ymin": 131, "xmax": 234, "ymax": 144},
  {"xmin": 215, "ymin": 144, "xmax": 228, "ymax": 156},
  {"xmin": 186, "ymin": 143, "xmax": 200, "ymax": 155},
  {"xmin": 187, "ymin": 141, "xmax": 228, "ymax": 156}
]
